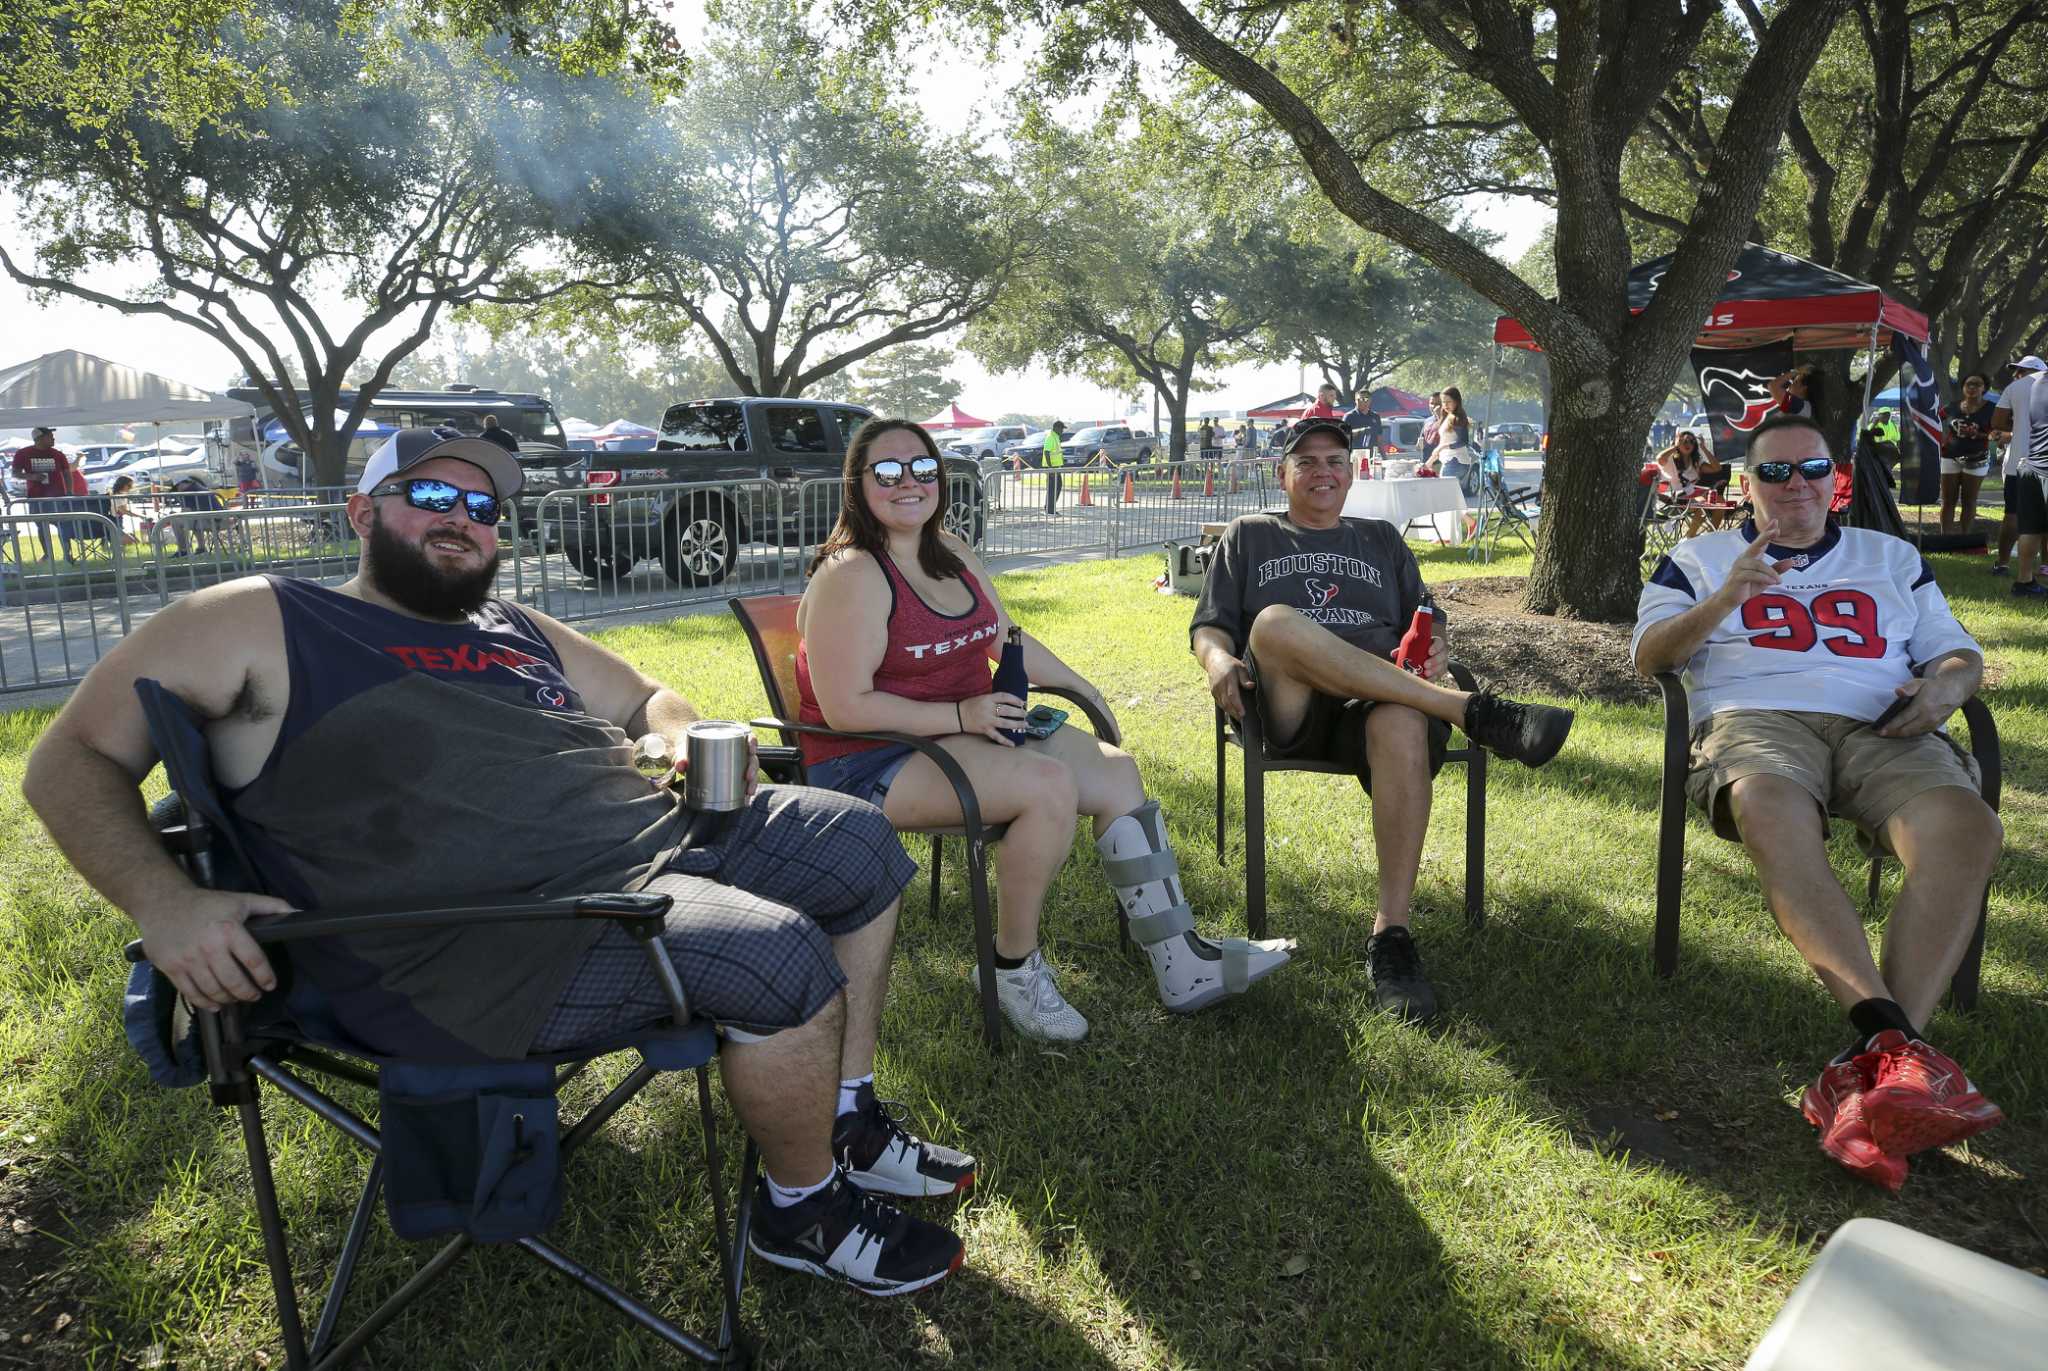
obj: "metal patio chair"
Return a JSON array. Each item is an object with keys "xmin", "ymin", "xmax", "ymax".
[
  {"xmin": 728, "ymin": 593, "xmax": 1119, "ymax": 1050},
  {"xmin": 1652, "ymin": 672, "xmax": 1998, "ymax": 1009},
  {"xmin": 1214, "ymin": 664, "xmax": 1489, "ymax": 939},
  {"xmin": 120, "ymin": 678, "xmax": 756, "ymax": 1369}
]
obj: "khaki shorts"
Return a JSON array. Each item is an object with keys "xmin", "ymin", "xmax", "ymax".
[{"xmin": 1687, "ymin": 709, "xmax": 1981, "ymax": 854}]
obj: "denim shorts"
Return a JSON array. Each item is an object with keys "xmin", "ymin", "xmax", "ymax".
[{"xmin": 806, "ymin": 743, "xmax": 917, "ymax": 806}]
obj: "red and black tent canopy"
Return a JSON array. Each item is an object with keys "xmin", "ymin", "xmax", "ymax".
[{"xmin": 1492, "ymin": 244, "xmax": 1928, "ymax": 353}]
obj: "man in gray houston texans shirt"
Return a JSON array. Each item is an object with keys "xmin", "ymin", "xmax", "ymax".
[{"xmin": 1190, "ymin": 419, "xmax": 1576, "ymax": 1024}]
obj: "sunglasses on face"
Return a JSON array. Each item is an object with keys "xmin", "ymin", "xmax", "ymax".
[
  {"xmin": 369, "ymin": 478, "xmax": 501, "ymax": 525},
  {"xmin": 866, "ymin": 456, "xmax": 940, "ymax": 487},
  {"xmin": 1752, "ymin": 457, "xmax": 1835, "ymax": 484}
]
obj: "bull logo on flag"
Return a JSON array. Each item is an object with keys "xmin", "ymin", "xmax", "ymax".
[{"xmin": 1698, "ymin": 366, "xmax": 1781, "ymax": 432}]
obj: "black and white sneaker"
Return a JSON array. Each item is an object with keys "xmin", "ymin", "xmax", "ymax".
[
  {"xmin": 1463, "ymin": 689, "xmax": 1575, "ymax": 767},
  {"xmin": 834, "ymin": 1082, "xmax": 977, "ymax": 1198},
  {"xmin": 1366, "ymin": 925, "xmax": 1439, "ymax": 1024},
  {"xmin": 748, "ymin": 1169, "xmax": 964, "ymax": 1297}
]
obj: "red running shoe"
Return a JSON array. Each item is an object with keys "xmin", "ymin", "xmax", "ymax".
[
  {"xmin": 1801, "ymin": 1058, "xmax": 1907, "ymax": 1192},
  {"xmin": 1856, "ymin": 1030, "xmax": 2005, "ymax": 1157}
]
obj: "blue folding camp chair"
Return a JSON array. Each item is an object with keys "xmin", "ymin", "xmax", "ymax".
[{"xmin": 120, "ymin": 678, "xmax": 757, "ymax": 1368}]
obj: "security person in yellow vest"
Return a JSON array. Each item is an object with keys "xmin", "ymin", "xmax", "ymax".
[{"xmin": 1041, "ymin": 421, "xmax": 1067, "ymax": 515}]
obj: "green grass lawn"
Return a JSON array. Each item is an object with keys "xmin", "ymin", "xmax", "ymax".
[{"xmin": 2, "ymin": 547, "xmax": 2043, "ymax": 1369}]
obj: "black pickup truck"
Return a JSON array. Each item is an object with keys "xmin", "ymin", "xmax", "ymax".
[{"xmin": 554, "ymin": 398, "xmax": 985, "ymax": 585}]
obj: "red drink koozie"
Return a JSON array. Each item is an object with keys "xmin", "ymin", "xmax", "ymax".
[{"xmin": 1395, "ymin": 608, "xmax": 1434, "ymax": 675}]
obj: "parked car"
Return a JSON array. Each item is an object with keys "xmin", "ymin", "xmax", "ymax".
[
  {"xmin": 1061, "ymin": 425, "xmax": 1156, "ymax": 466},
  {"xmin": 84, "ymin": 447, "xmax": 215, "ymax": 494},
  {"xmin": 1374, "ymin": 416, "xmax": 1432, "ymax": 464},
  {"xmin": 1488, "ymin": 421, "xmax": 1542, "ymax": 451},
  {"xmin": 558, "ymin": 398, "xmax": 984, "ymax": 585},
  {"xmin": 946, "ymin": 425, "xmax": 1037, "ymax": 463}
]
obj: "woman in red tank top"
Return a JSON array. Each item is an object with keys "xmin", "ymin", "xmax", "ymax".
[{"xmin": 797, "ymin": 420, "xmax": 1293, "ymax": 1042}]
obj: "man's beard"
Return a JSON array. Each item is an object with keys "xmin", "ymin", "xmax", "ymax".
[{"xmin": 365, "ymin": 510, "xmax": 497, "ymax": 619}]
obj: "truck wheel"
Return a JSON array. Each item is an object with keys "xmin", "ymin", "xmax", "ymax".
[
  {"xmin": 565, "ymin": 543, "xmax": 636, "ymax": 583},
  {"xmin": 661, "ymin": 494, "xmax": 737, "ymax": 586}
]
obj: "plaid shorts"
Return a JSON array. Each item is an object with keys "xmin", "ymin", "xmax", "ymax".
[{"xmin": 531, "ymin": 785, "xmax": 916, "ymax": 1049}]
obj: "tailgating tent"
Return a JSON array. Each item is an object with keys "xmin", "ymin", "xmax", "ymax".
[
  {"xmin": 918, "ymin": 402, "xmax": 991, "ymax": 431},
  {"xmin": 1246, "ymin": 391, "xmax": 1315, "ymax": 421},
  {"xmin": 588, "ymin": 418, "xmax": 656, "ymax": 440},
  {"xmin": 1365, "ymin": 385, "xmax": 1430, "ymax": 416},
  {"xmin": 0, "ymin": 349, "xmax": 255, "ymax": 428},
  {"xmin": 1487, "ymin": 244, "xmax": 1933, "ymax": 536},
  {"xmin": 1491, "ymin": 244, "xmax": 1929, "ymax": 353}
]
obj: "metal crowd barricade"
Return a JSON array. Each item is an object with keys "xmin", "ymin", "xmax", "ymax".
[
  {"xmin": 0, "ymin": 511, "xmax": 132, "ymax": 694},
  {"xmin": 529, "ymin": 478, "xmax": 790, "ymax": 623},
  {"xmin": 148, "ymin": 500, "xmax": 361, "ymax": 606},
  {"xmin": 1100, "ymin": 457, "xmax": 1277, "ymax": 555}
]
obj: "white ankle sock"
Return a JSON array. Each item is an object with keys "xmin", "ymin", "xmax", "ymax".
[
  {"xmin": 836, "ymin": 1073, "xmax": 873, "ymax": 1118},
  {"xmin": 765, "ymin": 1170, "xmax": 834, "ymax": 1208}
]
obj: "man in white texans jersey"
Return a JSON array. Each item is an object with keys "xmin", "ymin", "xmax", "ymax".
[{"xmin": 1632, "ymin": 414, "xmax": 2005, "ymax": 1192}]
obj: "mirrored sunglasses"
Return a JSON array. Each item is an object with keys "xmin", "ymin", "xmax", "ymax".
[
  {"xmin": 1752, "ymin": 457, "xmax": 1835, "ymax": 485},
  {"xmin": 866, "ymin": 456, "xmax": 941, "ymax": 487},
  {"xmin": 369, "ymin": 478, "xmax": 501, "ymax": 525}
]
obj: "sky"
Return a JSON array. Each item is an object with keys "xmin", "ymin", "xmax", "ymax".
[{"xmin": 0, "ymin": 8, "xmax": 1550, "ymax": 430}]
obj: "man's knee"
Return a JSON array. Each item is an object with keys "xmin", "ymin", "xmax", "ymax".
[
  {"xmin": 1246, "ymin": 603, "xmax": 1312, "ymax": 655},
  {"xmin": 1893, "ymin": 789, "xmax": 2003, "ymax": 874},
  {"xmin": 1364, "ymin": 703, "xmax": 1428, "ymax": 762},
  {"xmin": 1727, "ymin": 773, "xmax": 1827, "ymax": 854}
]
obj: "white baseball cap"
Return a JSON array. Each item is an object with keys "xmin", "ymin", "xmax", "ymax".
[
  {"xmin": 2013, "ymin": 355, "xmax": 2047, "ymax": 374},
  {"xmin": 356, "ymin": 426, "xmax": 524, "ymax": 499}
]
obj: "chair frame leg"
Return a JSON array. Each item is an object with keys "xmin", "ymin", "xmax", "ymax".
[
  {"xmin": 967, "ymin": 833, "xmax": 1003, "ymax": 1049},
  {"xmin": 1214, "ymin": 709, "xmax": 1228, "ymax": 862},
  {"xmin": 1950, "ymin": 899, "xmax": 1987, "ymax": 1012},
  {"xmin": 1246, "ymin": 751, "xmax": 1268, "ymax": 941},
  {"xmin": 1463, "ymin": 747, "xmax": 1487, "ymax": 930},
  {"xmin": 238, "ymin": 1079, "xmax": 311, "ymax": 1371},
  {"xmin": 928, "ymin": 834, "xmax": 944, "ymax": 917},
  {"xmin": 309, "ymin": 1157, "xmax": 383, "ymax": 1362}
]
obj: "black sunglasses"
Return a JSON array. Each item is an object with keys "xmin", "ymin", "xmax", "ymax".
[
  {"xmin": 866, "ymin": 456, "xmax": 941, "ymax": 487},
  {"xmin": 369, "ymin": 478, "xmax": 501, "ymax": 526},
  {"xmin": 1752, "ymin": 457, "xmax": 1835, "ymax": 484}
]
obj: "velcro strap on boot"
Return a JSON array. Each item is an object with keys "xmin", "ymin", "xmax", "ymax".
[
  {"xmin": 1127, "ymin": 900, "xmax": 1195, "ymax": 946},
  {"xmin": 1219, "ymin": 940, "xmax": 1251, "ymax": 994},
  {"xmin": 1100, "ymin": 848, "xmax": 1179, "ymax": 888}
]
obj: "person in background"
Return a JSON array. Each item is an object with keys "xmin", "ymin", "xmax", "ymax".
[
  {"xmin": 10, "ymin": 426, "xmax": 76, "ymax": 562},
  {"xmin": 1768, "ymin": 364, "xmax": 1826, "ymax": 426},
  {"xmin": 797, "ymin": 418, "xmax": 1294, "ymax": 1041},
  {"xmin": 1301, "ymin": 383, "xmax": 1346, "ymax": 423},
  {"xmin": 1940, "ymin": 373, "xmax": 1994, "ymax": 537},
  {"xmin": 1197, "ymin": 420, "xmax": 1215, "ymax": 460},
  {"xmin": 234, "ymin": 450, "xmax": 263, "ymax": 500},
  {"xmin": 1991, "ymin": 354, "xmax": 2048, "ymax": 598},
  {"xmin": 478, "ymin": 414, "xmax": 522, "ymax": 456},
  {"xmin": 1342, "ymin": 388, "xmax": 1382, "ymax": 461},
  {"xmin": 1040, "ymin": 421, "xmax": 1066, "ymax": 516},
  {"xmin": 1988, "ymin": 357, "xmax": 2046, "ymax": 575},
  {"xmin": 1427, "ymin": 387, "xmax": 1477, "ymax": 492},
  {"xmin": 108, "ymin": 475, "xmax": 142, "ymax": 545},
  {"xmin": 1421, "ymin": 393, "xmax": 1444, "ymax": 464}
]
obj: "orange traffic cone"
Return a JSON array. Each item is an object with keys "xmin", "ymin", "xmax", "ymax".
[
  {"xmin": 1121, "ymin": 470, "xmax": 1137, "ymax": 504},
  {"xmin": 1203, "ymin": 465, "xmax": 1216, "ymax": 497},
  {"xmin": 1078, "ymin": 473, "xmax": 1092, "ymax": 506},
  {"xmin": 1170, "ymin": 466, "xmax": 1184, "ymax": 500}
]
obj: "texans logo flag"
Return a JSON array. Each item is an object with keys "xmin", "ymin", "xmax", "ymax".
[
  {"xmin": 1692, "ymin": 339, "xmax": 1794, "ymax": 467},
  {"xmin": 1891, "ymin": 333, "xmax": 1946, "ymax": 505}
]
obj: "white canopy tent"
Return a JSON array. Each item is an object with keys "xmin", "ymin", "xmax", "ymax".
[{"xmin": 0, "ymin": 349, "xmax": 255, "ymax": 429}]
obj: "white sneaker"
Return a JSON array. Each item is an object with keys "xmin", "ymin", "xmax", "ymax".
[{"xmin": 972, "ymin": 950, "xmax": 1089, "ymax": 1042}]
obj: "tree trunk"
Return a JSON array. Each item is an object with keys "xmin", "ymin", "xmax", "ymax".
[
  {"xmin": 1165, "ymin": 388, "xmax": 1191, "ymax": 462},
  {"xmin": 1521, "ymin": 349, "xmax": 1662, "ymax": 621}
]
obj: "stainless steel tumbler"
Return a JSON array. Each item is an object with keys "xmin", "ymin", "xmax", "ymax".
[{"xmin": 682, "ymin": 721, "xmax": 751, "ymax": 812}]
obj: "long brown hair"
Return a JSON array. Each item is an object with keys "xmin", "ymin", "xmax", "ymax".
[{"xmin": 809, "ymin": 417, "xmax": 967, "ymax": 580}]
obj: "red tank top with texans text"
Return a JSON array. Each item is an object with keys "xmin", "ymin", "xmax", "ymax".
[{"xmin": 795, "ymin": 551, "xmax": 998, "ymax": 766}]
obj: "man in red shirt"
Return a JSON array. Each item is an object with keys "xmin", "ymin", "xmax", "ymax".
[
  {"xmin": 1301, "ymin": 382, "xmax": 1346, "ymax": 422},
  {"xmin": 10, "ymin": 427, "xmax": 77, "ymax": 562}
]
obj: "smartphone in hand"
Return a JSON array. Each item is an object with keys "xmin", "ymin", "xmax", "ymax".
[{"xmin": 1021, "ymin": 704, "xmax": 1069, "ymax": 740}]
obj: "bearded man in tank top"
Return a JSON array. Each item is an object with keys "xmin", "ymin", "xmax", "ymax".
[{"xmin": 24, "ymin": 428, "xmax": 974, "ymax": 1299}]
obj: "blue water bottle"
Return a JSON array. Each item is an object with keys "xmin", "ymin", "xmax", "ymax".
[{"xmin": 993, "ymin": 625, "xmax": 1029, "ymax": 744}]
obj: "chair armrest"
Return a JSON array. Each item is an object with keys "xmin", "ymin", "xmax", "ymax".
[
  {"xmin": 749, "ymin": 717, "xmax": 991, "ymax": 836},
  {"xmin": 1031, "ymin": 683, "xmax": 1122, "ymax": 745},
  {"xmin": 124, "ymin": 891, "xmax": 674, "ymax": 964},
  {"xmin": 1959, "ymin": 695, "xmax": 2000, "ymax": 811}
]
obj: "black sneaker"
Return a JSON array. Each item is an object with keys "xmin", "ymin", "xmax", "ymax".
[
  {"xmin": 2012, "ymin": 581, "xmax": 2048, "ymax": 598},
  {"xmin": 1989, "ymin": 564, "xmax": 2010, "ymax": 576},
  {"xmin": 834, "ymin": 1082, "xmax": 977, "ymax": 1198},
  {"xmin": 749, "ymin": 1169, "xmax": 964, "ymax": 1297},
  {"xmin": 1366, "ymin": 925, "xmax": 1439, "ymax": 1024},
  {"xmin": 1463, "ymin": 689, "xmax": 1574, "ymax": 767}
]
